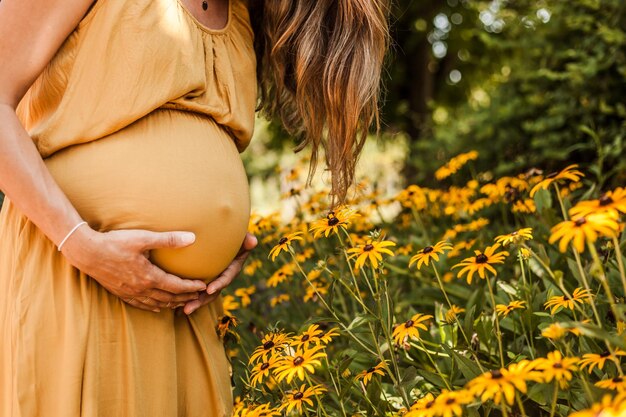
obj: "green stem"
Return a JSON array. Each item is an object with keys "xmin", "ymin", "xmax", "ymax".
[
  {"xmin": 612, "ymin": 235, "xmax": 626, "ymax": 298},
  {"xmin": 549, "ymin": 381, "xmax": 558, "ymax": 417},
  {"xmin": 486, "ymin": 276, "xmax": 505, "ymax": 367}
]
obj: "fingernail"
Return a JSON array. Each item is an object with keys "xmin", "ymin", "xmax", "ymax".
[
  {"xmin": 181, "ymin": 232, "xmax": 196, "ymax": 244},
  {"xmin": 207, "ymin": 284, "xmax": 217, "ymax": 294},
  {"xmin": 153, "ymin": 308, "xmax": 161, "ymax": 313}
]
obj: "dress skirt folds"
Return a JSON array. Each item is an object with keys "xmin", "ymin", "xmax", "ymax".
[{"xmin": 0, "ymin": 0, "xmax": 257, "ymax": 415}]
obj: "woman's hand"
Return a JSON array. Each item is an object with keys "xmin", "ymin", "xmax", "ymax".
[
  {"xmin": 183, "ymin": 232, "xmax": 258, "ymax": 315},
  {"xmin": 61, "ymin": 225, "xmax": 208, "ymax": 312}
]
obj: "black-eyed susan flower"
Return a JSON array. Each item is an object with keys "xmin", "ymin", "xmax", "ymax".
[
  {"xmin": 529, "ymin": 164, "xmax": 585, "ymax": 197},
  {"xmin": 303, "ymin": 281, "xmax": 329, "ymax": 303},
  {"xmin": 595, "ymin": 376, "xmax": 626, "ymax": 391},
  {"xmin": 355, "ymin": 361, "xmax": 387, "ymax": 387},
  {"xmin": 549, "ymin": 211, "xmax": 620, "ymax": 253},
  {"xmin": 494, "ymin": 228, "xmax": 533, "ymax": 246},
  {"xmin": 397, "ymin": 185, "xmax": 428, "ymax": 210},
  {"xmin": 267, "ymin": 263, "xmax": 295, "ymax": 288},
  {"xmin": 569, "ymin": 392, "xmax": 626, "ymax": 417},
  {"xmin": 532, "ymin": 350, "xmax": 579, "ymax": 388},
  {"xmin": 430, "ymin": 389, "xmax": 474, "ymax": 417},
  {"xmin": 291, "ymin": 324, "xmax": 339, "ymax": 348},
  {"xmin": 347, "ymin": 238, "xmax": 396, "ymax": 270},
  {"xmin": 268, "ymin": 231, "xmax": 304, "ymax": 261},
  {"xmin": 392, "ymin": 313, "xmax": 433, "ymax": 346},
  {"xmin": 278, "ymin": 384, "xmax": 326, "ymax": 414},
  {"xmin": 579, "ymin": 349, "xmax": 626, "ymax": 374},
  {"xmin": 466, "ymin": 361, "xmax": 539, "ymax": 406},
  {"xmin": 222, "ymin": 294, "xmax": 240, "ymax": 316},
  {"xmin": 217, "ymin": 314, "xmax": 239, "ymax": 339},
  {"xmin": 308, "ymin": 206, "xmax": 359, "ymax": 238},
  {"xmin": 495, "ymin": 300, "xmax": 526, "ymax": 317},
  {"xmin": 544, "ymin": 287, "xmax": 593, "ymax": 315},
  {"xmin": 250, "ymin": 355, "xmax": 279, "ymax": 387},
  {"xmin": 405, "ymin": 393, "xmax": 436, "ymax": 417},
  {"xmin": 249, "ymin": 332, "xmax": 291, "ymax": 364},
  {"xmin": 243, "ymin": 259, "xmax": 262, "ymax": 276},
  {"xmin": 541, "ymin": 323, "xmax": 568, "ymax": 341},
  {"xmin": 452, "ymin": 244, "xmax": 509, "ymax": 284},
  {"xmin": 234, "ymin": 285, "xmax": 256, "ymax": 308},
  {"xmin": 273, "ymin": 345, "xmax": 326, "ymax": 383},
  {"xmin": 444, "ymin": 305, "xmax": 466, "ymax": 324},
  {"xmin": 270, "ymin": 293, "xmax": 290, "ymax": 307},
  {"xmin": 512, "ymin": 199, "xmax": 536, "ymax": 214},
  {"xmin": 408, "ymin": 241, "xmax": 453, "ymax": 270},
  {"xmin": 570, "ymin": 187, "xmax": 626, "ymax": 217}
]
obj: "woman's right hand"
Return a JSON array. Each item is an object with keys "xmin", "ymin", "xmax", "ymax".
[{"xmin": 59, "ymin": 225, "xmax": 207, "ymax": 312}]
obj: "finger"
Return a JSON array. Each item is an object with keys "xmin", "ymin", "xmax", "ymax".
[
  {"xmin": 206, "ymin": 249, "xmax": 252, "ymax": 295},
  {"xmin": 241, "ymin": 232, "xmax": 258, "ymax": 252},
  {"xmin": 183, "ymin": 291, "xmax": 220, "ymax": 315},
  {"xmin": 147, "ymin": 288, "xmax": 200, "ymax": 303},
  {"xmin": 124, "ymin": 298, "xmax": 161, "ymax": 313},
  {"xmin": 137, "ymin": 230, "xmax": 196, "ymax": 251},
  {"xmin": 148, "ymin": 266, "xmax": 207, "ymax": 294}
]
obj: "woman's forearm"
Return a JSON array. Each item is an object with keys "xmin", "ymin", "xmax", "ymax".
[{"xmin": 0, "ymin": 102, "xmax": 84, "ymax": 246}]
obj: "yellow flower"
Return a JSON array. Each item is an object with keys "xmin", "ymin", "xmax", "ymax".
[
  {"xmin": 291, "ymin": 324, "xmax": 339, "ymax": 348},
  {"xmin": 579, "ymin": 349, "xmax": 626, "ymax": 374},
  {"xmin": 270, "ymin": 293, "xmax": 290, "ymax": 307},
  {"xmin": 541, "ymin": 323, "xmax": 568, "ymax": 341},
  {"xmin": 466, "ymin": 360, "xmax": 539, "ymax": 406},
  {"xmin": 308, "ymin": 206, "xmax": 360, "ymax": 238},
  {"xmin": 532, "ymin": 351, "xmax": 579, "ymax": 389},
  {"xmin": 512, "ymin": 199, "xmax": 536, "ymax": 213},
  {"xmin": 544, "ymin": 287, "xmax": 593, "ymax": 315},
  {"xmin": 408, "ymin": 241, "xmax": 453, "ymax": 270},
  {"xmin": 216, "ymin": 314, "xmax": 238, "ymax": 339},
  {"xmin": 495, "ymin": 300, "xmax": 526, "ymax": 317},
  {"xmin": 234, "ymin": 285, "xmax": 256, "ymax": 308},
  {"xmin": 268, "ymin": 231, "xmax": 305, "ymax": 261},
  {"xmin": 569, "ymin": 392, "xmax": 626, "ymax": 417},
  {"xmin": 549, "ymin": 211, "xmax": 620, "ymax": 253},
  {"xmin": 249, "ymin": 332, "xmax": 291, "ymax": 364},
  {"xmin": 250, "ymin": 355, "xmax": 279, "ymax": 387},
  {"xmin": 452, "ymin": 243, "xmax": 509, "ymax": 284},
  {"xmin": 494, "ymin": 228, "xmax": 533, "ymax": 246},
  {"xmin": 595, "ymin": 376, "xmax": 626, "ymax": 391},
  {"xmin": 529, "ymin": 164, "xmax": 585, "ymax": 197},
  {"xmin": 273, "ymin": 345, "xmax": 326, "ymax": 383},
  {"xmin": 222, "ymin": 294, "xmax": 240, "ymax": 316},
  {"xmin": 570, "ymin": 187, "xmax": 626, "ymax": 217},
  {"xmin": 405, "ymin": 393, "xmax": 436, "ymax": 417},
  {"xmin": 355, "ymin": 361, "xmax": 387, "ymax": 386},
  {"xmin": 392, "ymin": 313, "xmax": 433, "ymax": 346},
  {"xmin": 243, "ymin": 259, "xmax": 262, "ymax": 276},
  {"xmin": 347, "ymin": 238, "xmax": 396, "ymax": 270},
  {"xmin": 429, "ymin": 389, "xmax": 473, "ymax": 417},
  {"xmin": 397, "ymin": 185, "xmax": 428, "ymax": 210},
  {"xmin": 267, "ymin": 263, "xmax": 295, "ymax": 288},
  {"xmin": 444, "ymin": 305, "xmax": 466, "ymax": 324},
  {"xmin": 279, "ymin": 384, "xmax": 326, "ymax": 414}
]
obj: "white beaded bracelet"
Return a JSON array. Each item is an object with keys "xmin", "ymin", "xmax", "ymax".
[{"xmin": 57, "ymin": 221, "xmax": 88, "ymax": 252}]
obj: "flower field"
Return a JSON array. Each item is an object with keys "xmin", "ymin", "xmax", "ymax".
[{"xmin": 220, "ymin": 152, "xmax": 626, "ymax": 417}]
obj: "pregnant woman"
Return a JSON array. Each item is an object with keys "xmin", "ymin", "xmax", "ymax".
[{"xmin": 0, "ymin": 0, "xmax": 388, "ymax": 415}]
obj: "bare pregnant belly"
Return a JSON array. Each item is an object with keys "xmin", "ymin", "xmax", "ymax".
[{"xmin": 45, "ymin": 109, "xmax": 251, "ymax": 282}]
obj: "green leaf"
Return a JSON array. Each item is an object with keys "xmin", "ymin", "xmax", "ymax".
[{"xmin": 534, "ymin": 188, "xmax": 553, "ymax": 213}]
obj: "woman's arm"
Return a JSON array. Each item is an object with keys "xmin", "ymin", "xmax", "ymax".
[{"xmin": 0, "ymin": 0, "xmax": 208, "ymax": 312}]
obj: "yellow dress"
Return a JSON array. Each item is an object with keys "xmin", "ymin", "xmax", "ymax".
[{"xmin": 0, "ymin": 0, "xmax": 256, "ymax": 415}]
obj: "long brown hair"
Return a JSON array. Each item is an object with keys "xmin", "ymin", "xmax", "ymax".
[{"xmin": 249, "ymin": 0, "xmax": 390, "ymax": 207}]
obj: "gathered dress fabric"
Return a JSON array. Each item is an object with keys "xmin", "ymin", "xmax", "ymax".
[{"xmin": 0, "ymin": 0, "xmax": 257, "ymax": 415}]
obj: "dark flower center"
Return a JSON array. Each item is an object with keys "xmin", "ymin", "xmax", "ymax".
[
  {"xmin": 328, "ymin": 216, "xmax": 340, "ymax": 226},
  {"xmin": 260, "ymin": 362, "xmax": 270, "ymax": 371},
  {"xmin": 490, "ymin": 370, "xmax": 503, "ymax": 379},
  {"xmin": 293, "ymin": 356, "xmax": 305, "ymax": 366},
  {"xmin": 600, "ymin": 351, "xmax": 611, "ymax": 358},
  {"xmin": 367, "ymin": 367, "xmax": 376, "ymax": 373},
  {"xmin": 263, "ymin": 341, "xmax": 275, "ymax": 350},
  {"xmin": 553, "ymin": 363, "xmax": 563, "ymax": 369},
  {"xmin": 574, "ymin": 217, "xmax": 587, "ymax": 227},
  {"xmin": 546, "ymin": 171, "xmax": 559, "ymax": 179},
  {"xmin": 475, "ymin": 254, "xmax": 489, "ymax": 263},
  {"xmin": 364, "ymin": 244, "xmax": 374, "ymax": 252},
  {"xmin": 301, "ymin": 335, "xmax": 310, "ymax": 342},
  {"xmin": 408, "ymin": 191, "xmax": 415, "ymax": 196},
  {"xmin": 221, "ymin": 315, "xmax": 231, "ymax": 325},
  {"xmin": 599, "ymin": 194, "xmax": 614, "ymax": 206},
  {"xmin": 425, "ymin": 401, "xmax": 435, "ymax": 408},
  {"xmin": 294, "ymin": 392, "xmax": 304, "ymax": 400},
  {"xmin": 279, "ymin": 237, "xmax": 288, "ymax": 245},
  {"xmin": 405, "ymin": 319, "xmax": 414, "ymax": 328},
  {"xmin": 423, "ymin": 246, "xmax": 434, "ymax": 254},
  {"xmin": 445, "ymin": 398, "xmax": 456, "ymax": 405},
  {"xmin": 613, "ymin": 377, "xmax": 623, "ymax": 383}
]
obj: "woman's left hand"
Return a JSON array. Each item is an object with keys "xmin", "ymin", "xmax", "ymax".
[{"xmin": 182, "ymin": 232, "xmax": 258, "ymax": 315}]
